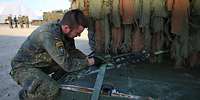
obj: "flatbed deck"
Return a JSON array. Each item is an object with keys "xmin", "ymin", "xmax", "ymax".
[{"xmin": 58, "ymin": 63, "xmax": 200, "ymax": 100}]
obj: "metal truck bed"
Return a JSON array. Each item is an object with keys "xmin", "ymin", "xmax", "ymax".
[{"xmin": 58, "ymin": 63, "xmax": 200, "ymax": 100}]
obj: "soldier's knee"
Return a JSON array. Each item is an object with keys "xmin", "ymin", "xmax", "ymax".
[
  {"xmin": 10, "ymin": 67, "xmax": 20, "ymax": 84},
  {"xmin": 40, "ymin": 79, "xmax": 60, "ymax": 99}
]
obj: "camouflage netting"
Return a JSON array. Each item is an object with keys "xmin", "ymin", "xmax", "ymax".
[
  {"xmin": 43, "ymin": 10, "xmax": 65, "ymax": 22},
  {"xmin": 69, "ymin": 0, "xmax": 200, "ymax": 68},
  {"xmin": 31, "ymin": 10, "xmax": 66, "ymax": 25}
]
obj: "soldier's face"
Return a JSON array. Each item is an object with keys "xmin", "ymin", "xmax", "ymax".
[{"xmin": 63, "ymin": 25, "xmax": 84, "ymax": 38}]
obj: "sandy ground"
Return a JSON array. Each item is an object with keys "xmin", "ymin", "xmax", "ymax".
[{"xmin": 0, "ymin": 24, "xmax": 90, "ymax": 100}]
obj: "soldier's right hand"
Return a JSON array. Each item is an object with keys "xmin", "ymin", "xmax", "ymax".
[{"xmin": 87, "ymin": 57, "xmax": 95, "ymax": 66}]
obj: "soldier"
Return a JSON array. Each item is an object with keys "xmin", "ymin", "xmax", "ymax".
[
  {"xmin": 25, "ymin": 16, "xmax": 29, "ymax": 28},
  {"xmin": 8, "ymin": 15, "xmax": 13, "ymax": 29},
  {"xmin": 13, "ymin": 15, "xmax": 18, "ymax": 28},
  {"xmin": 10, "ymin": 9, "xmax": 95, "ymax": 100},
  {"xmin": 18, "ymin": 15, "xmax": 24, "ymax": 28}
]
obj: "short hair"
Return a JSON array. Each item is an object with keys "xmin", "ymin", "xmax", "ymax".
[{"xmin": 60, "ymin": 9, "xmax": 88, "ymax": 29}]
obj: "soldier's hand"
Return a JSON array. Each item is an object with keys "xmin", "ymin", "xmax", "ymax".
[{"xmin": 87, "ymin": 57, "xmax": 95, "ymax": 66}]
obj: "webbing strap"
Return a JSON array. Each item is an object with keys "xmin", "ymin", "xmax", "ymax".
[{"xmin": 91, "ymin": 64, "xmax": 107, "ymax": 100}]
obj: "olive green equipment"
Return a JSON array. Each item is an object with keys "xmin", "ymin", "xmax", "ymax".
[
  {"xmin": 119, "ymin": 0, "xmax": 135, "ymax": 24},
  {"xmin": 121, "ymin": 24, "xmax": 132, "ymax": 53},
  {"xmin": 167, "ymin": 0, "xmax": 190, "ymax": 66},
  {"xmin": 89, "ymin": 0, "xmax": 103, "ymax": 19},
  {"xmin": 43, "ymin": 10, "xmax": 64, "ymax": 22},
  {"xmin": 94, "ymin": 17, "xmax": 111, "ymax": 54},
  {"xmin": 150, "ymin": 0, "xmax": 167, "ymax": 63},
  {"xmin": 139, "ymin": 0, "xmax": 151, "ymax": 50},
  {"xmin": 189, "ymin": 0, "xmax": 200, "ymax": 54},
  {"xmin": 111, "ymin": 27, "xmax": 123, "ymax": 54},
  {"xmin": 111, "ymin": 0, "xmax": 121, "ymax": 28},
  {"xmin": 84, "ymin": 50, "xmax": 167, "ymax": 100},
  {"xmin": 94, "ymin": 20, "xmax": 105, "ymax": 53}
]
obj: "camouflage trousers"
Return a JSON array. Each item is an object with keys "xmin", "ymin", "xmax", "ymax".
[
  {"xmin": 10, "ymin": 49, "xmax": 87, "ymax": 100},
  {"xmin": 10, "ymin": 67, "xmax": 61, "ymax": 100}
]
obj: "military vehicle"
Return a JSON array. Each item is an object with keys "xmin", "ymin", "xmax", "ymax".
[
  {"xmin": 57, "ymin": 0, "xmax": 200, "ymax": 100},
  {"xmin": 31, "ymin": 10, "xmax": 66, "ymax": 25},
  {"xmin": 43, "ymin": 10, "xmax": 65, "ymax": 22}
]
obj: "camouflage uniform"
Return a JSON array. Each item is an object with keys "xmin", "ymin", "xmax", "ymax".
[
  {"xmin": 8, "ymin": 16, "xmax": 13, "ymax": 29},
  {"xmin": 10, "ymin": 21, "xmax": 88, "ymax": 100},
  {"xmin": 18, "ymin": 16, "xmax": 24, "ymax": 28},
  {"xmin": 25, "ymin": 16, "xmax": 29, "ymax": 28},
  {"xmin": 14, "ymin": 16, "xmax": 18, "ymax": 28}
]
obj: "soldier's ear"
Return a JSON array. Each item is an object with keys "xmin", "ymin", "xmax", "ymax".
[{"xmin": 62, "ymin": 25, "xmax": 71, "ymax": 33}]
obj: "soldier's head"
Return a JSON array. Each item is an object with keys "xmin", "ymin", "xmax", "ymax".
[{"xmin": 60, "ymin": 9, "xmax": 88, "ymax": 38}]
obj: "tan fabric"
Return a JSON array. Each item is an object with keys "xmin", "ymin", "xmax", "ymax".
[
  {"xmin": 83, "ymin": 0, "xmax": 89, "ymax": 16},
  {"xmin": 131, "ymin": 28, "xmax": 144, "ymax": 52},
  {"xmin": 121, "ymin": 24, "xmax": 132, "ymax": 53},
  {"xmin": 89, "ymin": 0, "xmax": 103, "ymax": 19},
  {"xmin": 101, "ymin": 0, "xmax": 112, "ymax": 17},
  {"xmin": 111, "ymin": 27, "xmax": 123, "ymax": 54},
  {"xmin": 71, "ymin": 0, "xmax": 79, "ymax": 9},
  {"xmin": 166, "ymin": 0, "xmax": 174, "ymax": 11},
  {"xmin": 79, "ymin": 0, "xmax": 89, "ymax": 16},
  {"xmin": 103, "ymin": 16, "xmax": 111, "ymax": 53},
  {"xmin": 95, "ymin": 20, "xmax": 105, "ymax": 53},
  {"xmin": 120, "ymin": 0, "xmax": 135, "ymax": 24},
  {"xmin": 171, "ymin": 0, "xmax": 190, "ymax": 34},
  {"xmin": 140, "ymin": 0, "xmax": 151, "ymax": 27},
  {"xmin": 151, "ymin": 32, "xmax": 162, "ymax": 53},
  {"xmin": 111, "ymin": 0, "xmax": 121, "ymax": 27},
  {"xmin": 94, "ymin": 17, "xmax": 111, "ymax": 53}
]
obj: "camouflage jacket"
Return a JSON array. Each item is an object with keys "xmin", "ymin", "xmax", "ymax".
[{"xmin": 11, "ymin": 21, "xmax": 87, "ymax": 72}]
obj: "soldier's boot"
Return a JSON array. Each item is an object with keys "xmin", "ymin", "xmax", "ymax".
[
  {"xmin": 18, "ymin": 79, "xmax": 34, "ymax": 100},
  {"xmin": 11, "ymin": 68, "xmax": 60, "ymax": 100},
  {"xmin": 18, "ymin": 78, "xmax": 43, "ymax": 100},
  {"xmin": 19, "ymin": 89, "xmax": 27, "ymax": 100}
]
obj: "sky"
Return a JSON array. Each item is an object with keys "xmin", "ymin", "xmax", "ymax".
[
  {"xmin": 0, "ymin": 0, "xmax": 71, "ymax": 20},
  {"xmin": 0, "ymin": 0, "xmax": 71, "ymax": 13}
]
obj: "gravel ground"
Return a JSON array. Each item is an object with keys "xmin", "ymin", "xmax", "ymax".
[{"xmin": 0, "ymin": 24, "xmax": 90, "ymax": 100}]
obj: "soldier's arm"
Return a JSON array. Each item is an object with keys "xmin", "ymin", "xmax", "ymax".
[
  {"xmin": 63, "ymin": 38, "xmax": 86, "ymax": 59},
  {"xmin": 40, "ymin": 32, "xmax": 88, "ymax": 72}
]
